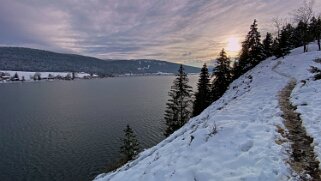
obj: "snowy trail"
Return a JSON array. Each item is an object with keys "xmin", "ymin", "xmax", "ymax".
[
  {"xmin": 279, "ymin": 80, "xmax": 321, "ymax": 180},
  {"xmin": 95, "ymin": 44, "xmax": 321, "ymax": 181},
  {"xmin": 272, "ymin": 60, "xmax": 294, "ymax": 79},
  {"xmin": 273, "ymin": 58, "xmax": 321, "ymax": 180}
]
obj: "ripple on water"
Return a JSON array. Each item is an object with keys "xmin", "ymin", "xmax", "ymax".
[{"xmin": 0, "ymin": 75, "xmax": 198, "ymax": 180}]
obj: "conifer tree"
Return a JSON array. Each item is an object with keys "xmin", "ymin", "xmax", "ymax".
[
  {"xmin": 13, "ymin": 72, "xmax": 19, "ymax": 81},
  {"xmin": 262, "ymin": 32, "xmax": 273, "ymax": 58},
  {"xmin": 274, "ymin": 27, "xmax": 292, "ymax": 58},
  {"xmin": 286, "ymin": 23, "xmax": 301, "ymax": 48},
  {"xmin": 120, "ymin": 124, "xmax": 140, "ymax": 160},
  {"xmin": 192, "ymin": 63, "xmax": 211, "ymax": 116},
  {"xmin": 272, "ymin": 38, "xmax": 281, "ymax": 58},
  {"xmin": 238, "ymin": 39, "xmax": 250, "ymax": 76},
  {"xmin": 247, "ymin": 20, "xmax": 265, "ymax": 66},
  {"xmin": 238, "ymin": 19, "xmax": 264, "ymax": 74},
  {"xmin": 294, "ymin": 0, "xmax": 314, "ymax": 52},
  {"xmin": 164, "ymin": 65, "xmax": 192, "ymax": 136},
  {"xmin": 231, "ymin": 59, "xmax": 241, "ymax": 80},
  {"xmin": 297, "ymin": 21, "xmax": 310, "ymax": 52},
  {"xmin": 211, "ymin": 49, "xmax": 231, "ymax": 102},
  {"xmin": 310, "ymin": 16, "xmax": 321, "ymax": 51}
]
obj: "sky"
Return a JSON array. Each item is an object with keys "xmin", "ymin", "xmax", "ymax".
[{"xmin": 0, "ymin": 0, "xmax": 320, "ymax": 67}]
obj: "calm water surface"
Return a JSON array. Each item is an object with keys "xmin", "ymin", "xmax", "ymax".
[{"xmin": 0, "ymin": 75, "xmax": 197, "ymax": 181}]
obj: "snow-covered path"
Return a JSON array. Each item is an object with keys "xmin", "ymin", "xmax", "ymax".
[
  {"xmin": 272, "ymin": 49, "xmax": 321, "ymax": 180},
  {"xmin": 95, "ymin": 44, "xmax": 321, "ymax": 181},
  {"xmin": 279, "ymin": 79, "xmax": 321, "ymax": 180}
]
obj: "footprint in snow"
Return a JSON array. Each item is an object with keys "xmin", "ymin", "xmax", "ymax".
[{"xmin": 240, "ymin": 140, "xmax": 254, "ymax": 152}]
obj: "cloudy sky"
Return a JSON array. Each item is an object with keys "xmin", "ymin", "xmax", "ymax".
[{"xmin": 0, "ymin": 0, "xmax": 320, "ymax": 66}]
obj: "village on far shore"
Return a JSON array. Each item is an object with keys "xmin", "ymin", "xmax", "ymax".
[
  {"xmin": 0, "ymin": 70, "xmax": 100, "ymax": 83},
  {"xmin": 0, "ymin": 70, "xmax": 178, "ymax": 83}
]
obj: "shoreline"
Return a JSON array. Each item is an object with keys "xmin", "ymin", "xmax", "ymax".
[{"xmin": 0, "ymin": 70, "xmax": 201, "ymax": 84}]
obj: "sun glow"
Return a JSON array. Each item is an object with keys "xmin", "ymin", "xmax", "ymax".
[{"xmin": 226, "ymin": 37, "xmax": 241, "ymax": 53}]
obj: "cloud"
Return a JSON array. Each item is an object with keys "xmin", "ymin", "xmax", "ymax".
[{"xmin": 1, "ymin": 0, "xmax": 320, "ymax": 66}]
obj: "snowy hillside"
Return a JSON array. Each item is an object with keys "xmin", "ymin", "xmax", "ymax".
[{"xmin": 94, "ymin": 43, "xmax": 321, "ymax": 181}]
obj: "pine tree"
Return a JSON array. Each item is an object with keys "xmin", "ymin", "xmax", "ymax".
[
  {"xmin": 293, "ymin": 0, "xmax": 314, "ymax": 52},
  {"xmin": 262, "ymin": 32, "xmax": 273, "ymax": 58},
  {"xmin": 279, "ymin": 27, "xmax": 292, "ymax": 58},
  {"xmin": 120, "ymin": 124, "xmax": 140, "ymax": 160},
  {"xmin": 297, "ymin": 21, "xmax": 310, "ymax": 52},
  {"xmin": 284, "ymin": 24, "xmax": 298, "ymax": 49},
  {"xmin": 231, "ymin": 59, "xmax": 241, "ymax": 80},
  {"xmin": 247, "ymin": 20, "xmax": 265, "ymax": 66},
  {"xmin": 272, "ymin": 38, "xmax": 281, "ymax": 58},
  {"xmin": 164, "ymin": 65, "xmax": 193, "ymax": 137},
  {"xmin": 211, "ymin": 49, "xmax": 231, "ymax": 102},
  {"xmin": 238, "ymin": 19, "xmax": 265, "ymax": 74},
  {"xmin": 13, "ymin": 72, "xmax": 19, "ymax": 81},
  {"xmin": 192, "ymin": 63, "xmax": 211, "ymax": 116},
  {"xmin": 238, "ymin": 40, "xmax": 250, "ymax": 73},
  {"xmin": 310, "ymin": 16, "xmax": 321, "ymax": 51},
  {"xmin": 318, "ymin": 17, "xmax": 321, "ymax": 51}
]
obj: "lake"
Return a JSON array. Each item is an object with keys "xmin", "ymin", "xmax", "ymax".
[{"xmin": 0, "ymin": 75, "xmax": 198, "ymax": 181}]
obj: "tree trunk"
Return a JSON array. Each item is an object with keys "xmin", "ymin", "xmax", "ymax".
[{"xmin": 318, "ymin": 39, "xmax": 321, "ymax": 51}]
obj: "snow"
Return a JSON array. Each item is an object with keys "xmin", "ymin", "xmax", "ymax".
[
  {"xmin": 94, "ymin": 43, "xmax": 321, "ymax": 181},
  {"xmin": 292, "ymin": 79, "xmax": 321, "ymax": 167},
  {"xmin": 0, "ymin": 70, "xmax": 91, "ymax": 82},
  {"xmin": 137, "ymin": 65, "xmax": 150, "ymax": 70},
  {"xmin": 283, "ymin": 43, "xmax": 321, "ymax": 169}
]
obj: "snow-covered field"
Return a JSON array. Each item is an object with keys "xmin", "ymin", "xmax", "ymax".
[{"xmin": 94, "ymin": 43, "xmax": 321, "ymax": 181}]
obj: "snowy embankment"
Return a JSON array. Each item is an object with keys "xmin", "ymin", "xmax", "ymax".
[
  {"xmin": 95, "ymin": 43, "xmax": 321, "ymax": 181},
  {"xmin": 293, "ymin": 80, "xmax": 321, "ymax": 165},
  {"xmin": 281, "ymin": 44, "xmax": 321, "ymax": 168}
]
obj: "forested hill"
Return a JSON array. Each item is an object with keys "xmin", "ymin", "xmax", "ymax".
[{"xmin": 0, "ymin": 47, "xmax": 200, "ymax": 75}]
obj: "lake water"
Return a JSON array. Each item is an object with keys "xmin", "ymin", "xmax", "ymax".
[{"xmin": 0, "ymin": 75, "xmax": 198, "ymax": 181}]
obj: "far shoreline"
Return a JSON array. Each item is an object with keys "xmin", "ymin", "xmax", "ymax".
[{"xmin": 0, "ymin": 70, "xmax": 201, "ymax": 84}]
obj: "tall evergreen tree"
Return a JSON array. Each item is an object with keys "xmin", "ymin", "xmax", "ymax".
[
  {"xmin": 211, "ymin": 49, "xmax": 231, "ymax": 102},
  {"xmin": 231, "ymin": 59, "xmax": 241, "ymax": 80},
  {"xmin": 262, "ymin": 32, "xmax": 273, "ymax": 58},
  {"xmin": 286, "ymin": 23, "xmax": 302, "ymax": 48},
  {"xmin": 120, "ymin": 124, "xmax": 140, "ymax": 160},
  {"xmin": 293, "ymin": 0, "xmax": 314, "ymax": 52},
  {"xmin": 247, "ymin": 20, "xmax": 265, "ymax": 66},
  {"xmin": 164, "ymin": 65, "xmax": 193, "ymax": 136},
  {"xmin": 192, "ymin": 63, "xmax": 211, "ymax": 116},
  {"xmin": 13, "ymin": 72, "xmax": 19, "ymax": 81},
  {"xmin": 238, "ymin": 19, "xmax": 265, "ymax": 74},
  {"xmin": 272, "ymin": 37, "xmax": 280, "ymax": 58},
  {"xmin": 297, "ymin": 20, "xmax": 310, "ymax": 52},
  {"xmin": 236, "ymin": 41, "xmax": 249, "ymax": 78},
  {"xmin": 310, "ymin": 16, "xmax": 321, "ymax": 51},
  {"xmin": 274, "ymin": 26, "xmax": 292, "ymax": 58}
]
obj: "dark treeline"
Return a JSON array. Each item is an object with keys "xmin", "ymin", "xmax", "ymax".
[
  {"xmin": 272, "ymin": 1, "xmax": 321, "ymax": 57},
  {"xmin": 164, "ymin": 0, "xmax": 321, "ymax": 137},
  {"xmin": 0, "ymin": 47, "xmax": 200, "ymax": 76}
]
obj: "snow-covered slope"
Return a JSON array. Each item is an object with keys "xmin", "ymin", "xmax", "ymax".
[{"xmin": 94, "ymin": 43, "xmax": 321, "ymax": 181}]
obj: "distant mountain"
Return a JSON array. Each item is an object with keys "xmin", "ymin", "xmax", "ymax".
[{"xmin": 0, "ymin": 47, "xmax": 200, "ymax": 75}]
